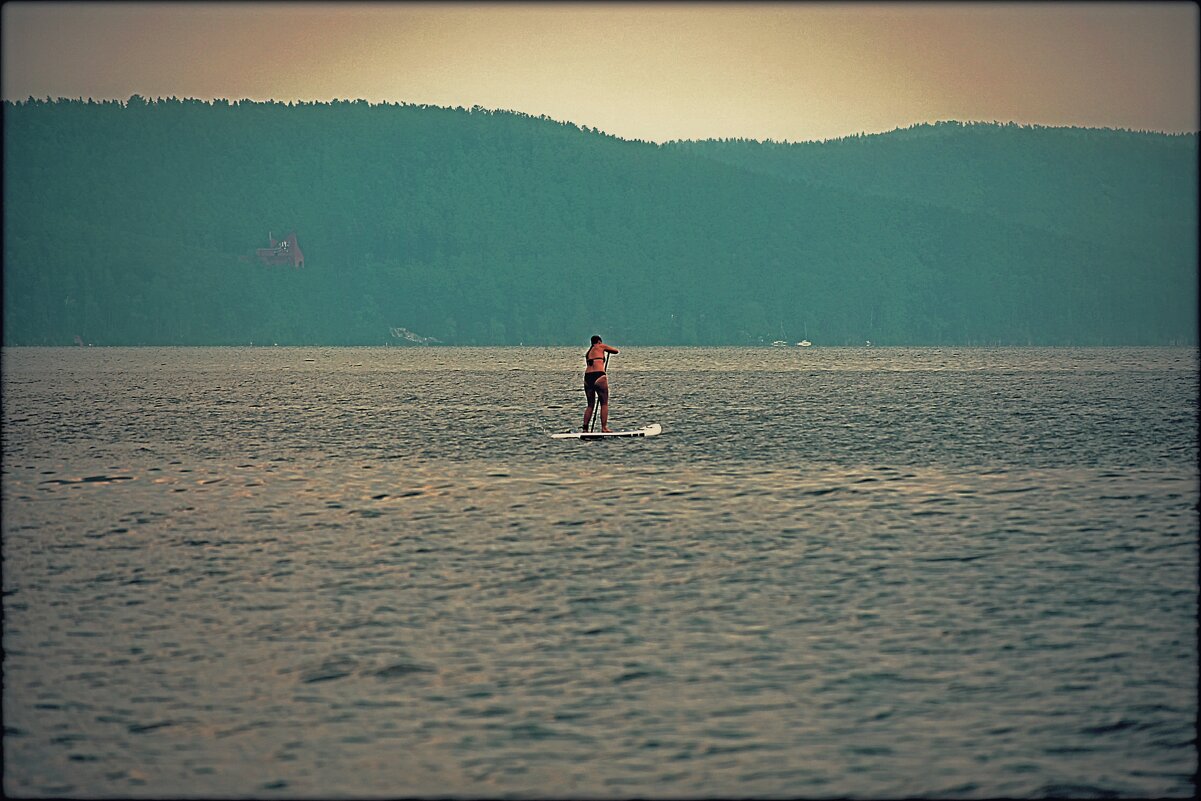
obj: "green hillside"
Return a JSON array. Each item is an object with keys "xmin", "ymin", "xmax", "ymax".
[
  {"xmin": 3, "ymin": 99, "xmax": 1196, "ymax": 345},
  {"xmin": 666, "ymin": 122, "xmax": 1197, "ymax": 271}
]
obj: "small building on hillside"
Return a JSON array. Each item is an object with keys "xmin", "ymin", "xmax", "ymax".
[{"xmin": 256, "ymin": 231, "xmax": 304, "ymax": 268}]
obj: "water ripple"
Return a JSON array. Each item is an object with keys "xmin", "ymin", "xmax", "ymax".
[{"xmin": 2, "ymin": 346, "xmax": 1196, "ymax": 798}]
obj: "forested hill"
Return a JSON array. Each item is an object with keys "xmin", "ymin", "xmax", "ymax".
[
  {"xmin": 665, "ymin": 122, "xmax": 1198, "ymax": 270},
  {"xmin": 3, "ymin": 98, "xmax": 1197, "ymax": 346}
]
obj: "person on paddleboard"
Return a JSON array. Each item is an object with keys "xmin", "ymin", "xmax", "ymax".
[{"xmin": 584, "ymin": 335, "xmax": 619, "ymax": 432}]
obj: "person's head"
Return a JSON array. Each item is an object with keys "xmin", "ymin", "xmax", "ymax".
[{"xmin": 591, "ymin": 335, "xmax": 602, "ymax": 345}]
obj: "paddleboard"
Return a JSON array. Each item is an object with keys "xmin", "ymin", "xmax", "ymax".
[{"xmin": 551, "ymin": 423, "xmax": 662, "ymax": 440}]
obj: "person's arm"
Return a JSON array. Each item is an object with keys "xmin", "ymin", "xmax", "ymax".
[{"xmin": 605, "ymin": 345, "xmax": 619, "ymax": 354}]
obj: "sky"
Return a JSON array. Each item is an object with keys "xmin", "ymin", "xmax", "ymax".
[{"xmin": 2, "ymin": 1, "xmax": 1197, "ymax": 143}]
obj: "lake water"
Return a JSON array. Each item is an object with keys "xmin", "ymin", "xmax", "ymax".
[{"xmin": 2, "ymin": 346, "xmax": 1197, "ymax": 798}]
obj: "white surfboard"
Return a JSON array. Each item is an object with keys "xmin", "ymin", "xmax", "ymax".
[{"xmin": 551, "ymin": 423, "xmax": 662, "ymax": 440}]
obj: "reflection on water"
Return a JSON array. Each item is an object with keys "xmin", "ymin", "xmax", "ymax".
[{"xmin": 2, "ymin": 347, "xmax": 1197, "ymax": 798}]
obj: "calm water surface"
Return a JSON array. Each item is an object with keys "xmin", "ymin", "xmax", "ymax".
[{"xmin": 2, "ymin": 346, "xmax": 1197, "ymax": 798}]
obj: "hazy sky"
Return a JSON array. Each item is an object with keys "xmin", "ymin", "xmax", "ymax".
[{"xmin": 2, "ymin": 1, "xmax": 1197, "ymax": 142}]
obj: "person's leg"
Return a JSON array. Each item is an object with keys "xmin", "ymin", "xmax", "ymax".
[
  {"xmin": 597, "ymin": 377, "xmax": 610, "ymax": 432},
  {"xmin": 583, "ymin": 382, "xmax": 596, "ymax": 430}
]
